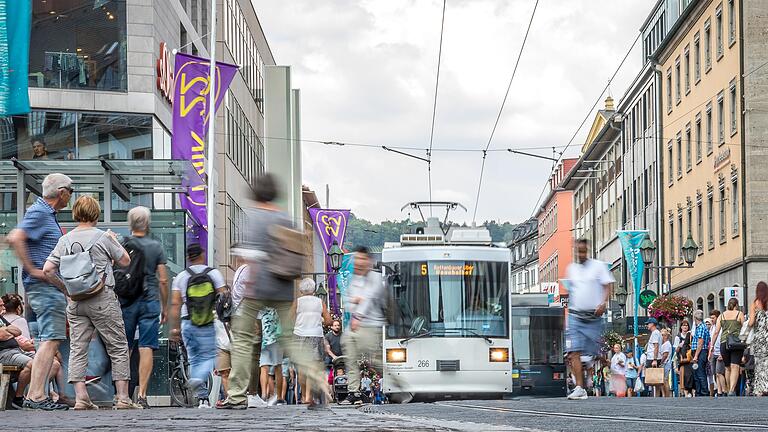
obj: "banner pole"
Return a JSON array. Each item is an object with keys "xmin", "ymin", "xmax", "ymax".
[{"xmin": 205, "ymin": 0, "xmax": 217, "ymax": 267}]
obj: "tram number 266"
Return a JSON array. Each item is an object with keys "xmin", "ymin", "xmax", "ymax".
[{"xmin": 417, "ymin": 360, "xmax": 430, "ymax": 368}]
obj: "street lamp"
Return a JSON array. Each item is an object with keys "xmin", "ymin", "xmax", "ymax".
[
  {"xmin": 316, "ymin": 282, "xmax": 328, "ymax": 303},
  {"xmin": 615, "ymin": 284, "xmax": 627, "ymax": 311},
  {"xmin": 681, "ymin": 232, "xmax": 698, "ymax": 265},
  {"xmin": 328, "ymin": 240, "xmax": 343, "ymax": 272},
  {"xmin": 639, "ymin": 234, "xmax": 656, "ymax": 267}
]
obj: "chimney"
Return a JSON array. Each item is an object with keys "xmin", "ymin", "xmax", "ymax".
[{"xmin": 605, "ymin": 96, "xmax": 615, "ymax": 111}]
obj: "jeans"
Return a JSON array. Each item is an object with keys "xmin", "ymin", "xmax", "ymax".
[
  {"xmin": 181, "ymin": 320, "xmax": 216, "ymax": 399},
  {"xmin": 694, "ymin": 354, "xmax": 709, "ymax": 396}
]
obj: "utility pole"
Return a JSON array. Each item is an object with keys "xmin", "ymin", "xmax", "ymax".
[{"xmin": 205, "ymin": 0, "xmax": 217, "ymax": 266}]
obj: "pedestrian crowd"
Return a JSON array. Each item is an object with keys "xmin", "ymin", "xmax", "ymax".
[{"xmin": 1, "ymin": 172, "xmax": 389, "ymax": 411}]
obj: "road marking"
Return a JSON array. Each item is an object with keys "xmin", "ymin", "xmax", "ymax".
[{"xmin": 438, "ymin": 402, "xmax": 768, "ymax": 430}]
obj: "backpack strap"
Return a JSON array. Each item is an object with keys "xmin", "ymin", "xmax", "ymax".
[{"xmin": 84, "ymin": 230, "xmax": 107, "ymax": 252}]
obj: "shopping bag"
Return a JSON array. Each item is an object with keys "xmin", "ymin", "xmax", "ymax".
[
  {"xmin": 644, "ymin": 367, "xmax": 664, "ymax": 385},
  {"xmin": 634, "ymin": 377, "xmax": 645, "ymax": 393}
]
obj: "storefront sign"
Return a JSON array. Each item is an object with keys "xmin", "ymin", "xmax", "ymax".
[
  {"xmin": 714, "ymin": 148, "xmax": 731, "ymax": 171},
  {"xmin": 626, "ymin": 316, "xmax": 650, "ymax": 335},
  {"xmin": 638, "ymin": 289, "xmax": 657, "ymax": 309},
  {"xmin": 156, "ymin": 42, "xmax": 173, "ymax": 103},
  {"xmin": 172, "ymin": 52, "xmax": 238, "ymax": 251},
  {"xmin": 542, "ymin": 282, "xmax": 560, "ymax": 307}
]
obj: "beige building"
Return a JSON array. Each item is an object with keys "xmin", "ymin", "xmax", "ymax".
[{"xmin": 657, "ymin": 0, "xmax": 768, "ymax": 312}]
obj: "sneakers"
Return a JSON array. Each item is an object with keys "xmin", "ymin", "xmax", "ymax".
[
  {"xmin": 198, "ymin": 399, "xmax": 212, "ymax": 409},
  {"xmin": 136, "ymin": 397, "xmax": 151, "ymax": 410},
  {"xmin": 11, "ymin": 397, "xmax": 24, "ymax": 410},
  {"xmin": 216, "ymin": 399, "xmax": 248, "ymax": 410},
  {"xmin": 23, "ymin": 397, "xmax": 70, "ymax": 411},
  {"xmin": 566, "ymin": 386, "xmax": 588, "ymax": 400},
  {"xmin": 247, "ymin": 394, "xmax": 267, "ymax": 408},
  {"xmin": 340, "ymin": 392, "xmax": 362, "ymax": 405},
  {"xmin": 266, "ymin": 394, "xmax": 278, "ymax": 406},
  {"xmin": 275, "ymin": 399, "xmax": 287, "ymax": 405}
]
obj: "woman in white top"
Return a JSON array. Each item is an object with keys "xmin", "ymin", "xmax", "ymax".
[
  {"xmin": 292, "ymin": 278, "xmax": 332, "ymax": 404},
  {"xmin": 660, "ymin": 329, "xmax": 673, "ymax": 397}
]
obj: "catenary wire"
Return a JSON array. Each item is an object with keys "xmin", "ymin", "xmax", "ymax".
[
  {"xmin": 427, "ymin": 0, "xmax": 447, "ymax": 213},
  {"xmin": 471, "ymin": 0, "xmax": 539, "ymax": 222}
]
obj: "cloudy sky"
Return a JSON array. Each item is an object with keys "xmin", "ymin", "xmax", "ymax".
[{"xmin": 253, "ymin": 0, "xmax": 652, "ymax": 224}]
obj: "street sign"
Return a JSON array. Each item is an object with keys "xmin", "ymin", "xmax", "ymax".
[
  {"xmin": 626, "ymin": 316, "xmax": 650, "ymax": 335},
  {"xmin": 638, "ymin": 289, "xmax": 657, "ymax": 309}
]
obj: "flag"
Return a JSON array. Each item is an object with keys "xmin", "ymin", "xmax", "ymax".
[
  {"xmin": 309, "ymin": 209, "xmax": 350, "ymax": 313},
  {"xmin": 172, "ymin": 52, "xmax": 238, "ymax": 253},
  {"xmin": 617, "ymin": 230, "xmax": 649, "ymax": 345},
  {"xmin": 0, "ymin": 0, "xmax": 31, "ymax": 116}
]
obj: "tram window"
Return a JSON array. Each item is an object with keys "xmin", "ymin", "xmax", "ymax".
[{"xmin": 511, "ymin": 310, "xmax": 564, "ymax": 365}]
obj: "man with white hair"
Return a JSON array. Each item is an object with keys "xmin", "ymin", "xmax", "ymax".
[
  {"xmin": 119, "ymin": 206, "xmax": 168, "ymax": 409},
  {"xmin": 7, "ymin": 173, "xmax": 73, "ymax": 410}
]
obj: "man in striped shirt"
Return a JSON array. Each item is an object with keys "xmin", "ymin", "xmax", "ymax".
[{"xmin": 8, "ymin": 173, "xmax": 73, "ymax": 411}]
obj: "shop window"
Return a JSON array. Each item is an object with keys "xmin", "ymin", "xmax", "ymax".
[
  {"xmin": 29, "ymin": 0, "xmax": 127, "ymax": 91},
  {"xmin": 78, "ymin": 113, "xmax": 152, "ymax": 159}
]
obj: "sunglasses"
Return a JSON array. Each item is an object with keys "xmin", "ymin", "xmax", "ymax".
[{"xmin": 58, "ymin": 186, "xmax": 74, "ymax": 194}]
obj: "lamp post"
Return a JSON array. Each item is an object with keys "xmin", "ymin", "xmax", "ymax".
[
  {"xmin": 640, "ymin": 232, "xmax": 698, "ymax": 294},
  {"xmin": 328, "ymin": 240, "xmax": 343, "ymax": 272},
  {"xmin": 615, "ymin": 284, "xmax": 627, "ymax": 315}
]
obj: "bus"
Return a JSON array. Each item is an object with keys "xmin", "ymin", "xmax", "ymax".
[{"xmin": 381, "ymin": 202, "xmax": 511, "ymax": 401}]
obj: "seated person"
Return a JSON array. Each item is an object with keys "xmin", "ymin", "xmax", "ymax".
[{"xmin": 0, "ymin": 314, "xmax": 33, "ymax": 409}]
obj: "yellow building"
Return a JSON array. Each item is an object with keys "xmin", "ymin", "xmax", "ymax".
[{"xmin": 657, "ymin": 0, "xmax": 768, "ymax": 312}]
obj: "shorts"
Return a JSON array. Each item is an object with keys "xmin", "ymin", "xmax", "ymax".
[
  {"xmin": 260, "ymin": 343, "xmax": 283, "ymax": 367},
  {"xmin": 720, "ymin": 342, "xmax": 743, "ymax": 368},
  {"xmin": 217, "ymin": 350, "xmax": 232, "ymax": 371},
  {"xmin": 0, "ymin": 348, "xmax": 33, "ymax": 368},
  {"xmin": 121, "ymin": 299, "xmax": 161, "ymax": 350},
  {"xmin": 565, "ymin": 314, "xmax": 603, "ymax": 356},
  {"xmin": 26, "ymin": 283, "xmax": 67, "ymax": 341},
  {"xmin": 626, "ymin": 377, "xmax": 636, "ymax": 389},
  {"xmin": 714, "ymin": 357, "xmax": 726, "ymax": 375},
  {"xmin": 282, "ymin": 357, "xmax": 292, "ymax": 377},
  {"xmin": 296, "ymin": 336, "xmax": 324, "ymax": 362}
]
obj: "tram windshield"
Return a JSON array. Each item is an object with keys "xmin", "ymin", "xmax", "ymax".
[{"xmin": 385, "ymin": 260, "xmax": 509, "ymax": 339}]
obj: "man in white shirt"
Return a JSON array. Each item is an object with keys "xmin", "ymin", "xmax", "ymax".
[{"xmin": 564, "ymin": 239, "xmax": 614, "ymax": 400}]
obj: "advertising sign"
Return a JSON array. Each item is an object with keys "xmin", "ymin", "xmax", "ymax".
[
  {"xmin": 542, "ymin": 282, "xmax": 560, "ymax": 307},
  {"xmin": 308, "ymin": 209, "xmax": 351, "ymax": 312}
]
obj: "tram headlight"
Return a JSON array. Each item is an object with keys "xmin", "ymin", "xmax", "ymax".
[
  {"xmin": 386, "ymin": 348, "xmax": 407, "ymax": 363},
  {"xmin": 489, "ymin": 347, "xmax": 509, "ymax": 362}
]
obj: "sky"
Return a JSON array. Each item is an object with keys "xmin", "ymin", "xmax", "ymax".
[{"xmin": 253, "ymin": 0, "xmax": 652, "ymax": 224}]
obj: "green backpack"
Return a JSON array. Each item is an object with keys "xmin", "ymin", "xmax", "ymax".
[{"xmin": 185, "ymin": 267, "xmax": 216, "ymax": 326}]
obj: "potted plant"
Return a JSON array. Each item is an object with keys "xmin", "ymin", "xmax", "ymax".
[{"xmin": 601, "ymin": 330, "xmax": 624, "ymax": 353}]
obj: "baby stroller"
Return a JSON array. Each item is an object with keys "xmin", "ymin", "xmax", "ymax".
[{"xmin": 331, "ymin": 356, "xmax": 349, "ymax": 403}]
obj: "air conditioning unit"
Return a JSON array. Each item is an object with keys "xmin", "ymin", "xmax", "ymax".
[{"xmin": 399, "ymin": 234, "xmax": 445, "ymax": 245}]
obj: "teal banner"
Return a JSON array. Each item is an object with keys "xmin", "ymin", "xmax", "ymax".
[
  {"xmin": 336, "ymin": 253, "xmax": 355, "ymax": 328},
  {"xmin": 0, "ymin": 0, "xmax": 31, "ymax": 115},
  {"xmin": 617, "ymin": 230, "xmax": 649, "ymax": 352}
]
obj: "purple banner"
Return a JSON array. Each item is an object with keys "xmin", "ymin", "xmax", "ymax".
[
  {"xmin": 309, "ymin": 209, "xmax": 350, "ymax": 313},
  {"xmin": 172, "ymin": 52, "xmax": 238, "ymax": 252}
]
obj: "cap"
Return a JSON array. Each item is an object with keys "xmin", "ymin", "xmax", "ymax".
[
  {"xmin": 704, "ymin": 318, "xmax": 713, "ymax": 324},
  {"xmin": 646, "ymin": 317, "xmax": 659, "ymax": 325},
  {"xmin": 624, "ymin": 346, "xmax": 633, "ymax": 354},
  {"xmin": 186, "ymin": 243, "xmax": 203, "ymax": 259}
]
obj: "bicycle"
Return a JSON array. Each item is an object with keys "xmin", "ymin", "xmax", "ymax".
[{"xmin": 168, "ymin": 340, "xmax": 212, "ymax": 407}]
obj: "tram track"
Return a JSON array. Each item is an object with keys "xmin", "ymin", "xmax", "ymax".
[{"xmin": 437, "ymin": 401, "xmax": 768, "ymax": 430}]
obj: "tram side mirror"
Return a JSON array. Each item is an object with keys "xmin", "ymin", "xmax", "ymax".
[{"xmin": 409, "ymin": 316, "xmax": 426, "ymax": 336}]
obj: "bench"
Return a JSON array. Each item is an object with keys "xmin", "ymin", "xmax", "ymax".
[{"xmin": 0, "ymin": 365, "xmax": 22, "ymax": 411}]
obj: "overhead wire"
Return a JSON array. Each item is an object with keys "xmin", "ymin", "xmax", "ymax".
[
  {"xmin": 427, "ymin": 0, "xmax": 447, "ymax": 213},
  {"xmin": 527, "ymin": 32, "xmax": 641, "ymax": 220},
  {"xmin": 471, "ymin": 0, "xmax": 540, "ymax": 223}
]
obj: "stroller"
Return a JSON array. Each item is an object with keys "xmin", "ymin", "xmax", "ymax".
[{"xmin": 331, "ymin": 356, "xmax": 349, "ymax": 403}]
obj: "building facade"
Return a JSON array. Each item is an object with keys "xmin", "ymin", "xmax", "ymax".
[
  {"xmin": 508, "ymin": 218, "xmax": 538, "ymax": 294},
  {"xmin": 654, "ymin": 0, "xmax": 768, "ymax": 312},
  {"xmin": 536, "ymin": 158, "xmax": 578, "ymax": 304},
  {"xmin": 0, "ymin": 0, "xmax": 303, "ymax": 295},
  {"xmin": 563, "ymin": 97, "xmax": 624, "ymax": 295}
]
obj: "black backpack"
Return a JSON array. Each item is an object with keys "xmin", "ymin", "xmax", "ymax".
[
  {"xmin": 114, "ymin": 237, "xmax": 147, "ymax": 307},
  {"xmin": 185, "ymin": 267, "xmax": 216, "ymax": 326}
]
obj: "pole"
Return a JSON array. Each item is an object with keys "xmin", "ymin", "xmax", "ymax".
[{"xmin": 205, "ymin": 0, "xmax": 217, "ymax": 267}]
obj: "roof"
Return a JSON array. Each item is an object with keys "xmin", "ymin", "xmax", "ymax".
[{"xmin": 506, "ymin": 218, "xmax": 538, "ymax": 247}]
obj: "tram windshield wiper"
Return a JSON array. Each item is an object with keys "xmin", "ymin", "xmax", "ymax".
[
  {"xmin": 399, "ymin": 330, "xmax": 435, "ymax": 345},
  {"xmin": 446, "ymin": 328, "xmax": 494, "ymax": 345}
]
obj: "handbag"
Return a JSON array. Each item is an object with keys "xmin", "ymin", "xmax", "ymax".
[
  {"xmin": 644, "ymin": 367, "xmax": 664, "ymax": 385},
  {"xmin": 726, "ymin": 334, "xmax": 747, "ymax": 351},
  {"xmin": 679, "ymin": 348, "xmax": 693, "ymax": 365},
  {"xmin": 634, "ymin": 376, "xmax": 645, "ymax": 393},
  {"xmin": 739, "ymin": 320, "xmax": 754, "ymax": 345}
]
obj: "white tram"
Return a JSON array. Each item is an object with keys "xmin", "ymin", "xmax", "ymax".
[{"xmin": 381, "ymin": 202, "xmax": 511, "ymax": 401}]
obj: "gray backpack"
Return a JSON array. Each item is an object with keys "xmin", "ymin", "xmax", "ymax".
[{"xmin": 60, "ymin": 231, "xmax": 107, "ymax": 301}]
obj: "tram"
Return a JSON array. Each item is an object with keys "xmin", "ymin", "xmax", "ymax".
[{"xmin": 381, "ymin": 202, "xmax": 512, "ymax": 401}]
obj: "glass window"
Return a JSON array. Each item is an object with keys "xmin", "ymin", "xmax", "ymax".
[
  {"xmin": 728, "ymin": 0, "xmax": 736, "ymax": 45},
  {"xmin": 666, "ymin": 69, "xmax": 673, "ymax": 113},
  {"xmin": 678, "ymin": 214, "xmax": 683, "ymax": 264},
  {"xmin": 716, "ymin": 4, "xmax": 724, "ymax": 58},
  {"xmin": 706, "ymin": 102, "xmax": 713, "ymax": 153},
  {"xmin": 732, "ymin": 178, "xmax": 739, "ymax": 236},
  {"xmin": 77, "ymin": 113, "xmax": 151, "ymax": 159},
  {"xmin": 705, "ymin": 19, "xmax": 712, "ymax": 70},
  {"xmin": 719, "ymin": 185, "xmax": 726, "ymax": 242},
  {"xmin": 686, "ymin": 125, "xmax": 692, "ymax": 171},
  {"xmin": 708, "ymin": 193, "xmax": 715, "ymax": 248},
  {"xmin": 694, "ymin": 33, "xmax": 701, "ymax": 82},
  {"xmin": 718, "ymin": 92, "xmax": 725, "ymax": 144},
  {"xmin": 668, "ymin": 142, "xmax": 674, "ymax": 184},
  {"xmin": 511, "ymin": 309, "xmax": 564, "ymax": 365},
  {"xmin": 675, "ymin": 58, "xmax": 681, "ymax": 103},
  {"xmin": 30, "ymin": 0, "xmax": 126, "ymax": 91},
  {"xmin": 684, "ymin": 47, "xmax": 690, "ymax": 94},
  {"xmin": 4, "ymin": 111, "xmax": 76, "ymax": 160},
  {"xmin": 386, "ymin": 261, "xmax": 509, "ymax": 339},
  {"xmin": 669, "ymin": 219, "xmax": 675, "ymax": 265},
  {"xmin": 677, "ymin": 133, "xmax": 682, "ymax": 177},
  {"xmin": 695, "ymin": 115, "xmax": 702, "ymax": 162},
  {"xmin": 730, "ymin": 80, "xmax": 738, "ymax": 135},
  {"xmin": 697, "ymin": 201, "xmax": 703, "ymax": 253}
]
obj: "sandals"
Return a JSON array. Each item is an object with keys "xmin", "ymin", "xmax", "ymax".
[
  {"xmin": 113, "ymin": 399, "xmax": 142, "ymax": 410},
  {"xmin": 74, "ymin": 400, "xmax": 99, "ymax": 410}
]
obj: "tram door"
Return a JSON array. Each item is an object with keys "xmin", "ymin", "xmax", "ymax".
[{"xmin": 510, "ymin": 300, "xmax": 566, "ymax": 397}]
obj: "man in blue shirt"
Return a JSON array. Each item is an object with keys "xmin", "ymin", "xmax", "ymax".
[
  {"xmin": 691, "ymin": 309, "xmax": 711, "ymax": 397},
  {"xmin": 8, "ymin": 173, "xmax": 73, "ymax": 411}
]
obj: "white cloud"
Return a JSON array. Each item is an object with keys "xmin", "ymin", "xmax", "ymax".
[{"xmin": 253, "ymin": 0, "xmax": 650, "ymax": 223}]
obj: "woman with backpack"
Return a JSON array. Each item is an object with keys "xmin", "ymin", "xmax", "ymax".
[
  {"xmin": 712, "ymin": 298, "xmax": 745, "ymax": 396},
  {"xmin": 43, "ymin": 195, "xmax": 137, "ymax": 410}
]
